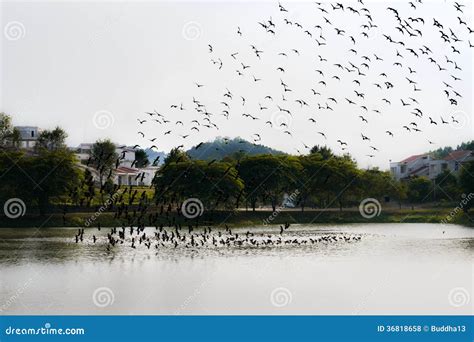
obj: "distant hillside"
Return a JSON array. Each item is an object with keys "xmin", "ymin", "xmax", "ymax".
[
  {"xmin": 429, "ymin": 141, "xmax": 474, "ymax": 159},
  {"xmin": 144, "ymin": 148, "xmax": 166, "ymax": 166},
  {"xmin": 187, "ymin": 137, "xmax": 285, "ymax": 161}
]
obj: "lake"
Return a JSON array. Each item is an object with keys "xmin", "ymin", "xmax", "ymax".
[{"xmin": 0, "ymin": 223, "xmax": 472, "ymax": 315}]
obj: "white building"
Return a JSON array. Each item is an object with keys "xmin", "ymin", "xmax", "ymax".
[
  {"xmin": 115, "ymin": 166, "xmax": 158, "ymax": 186},
  {"xmin": 443, "ymin": 150, "xmax": 474, "ymax": 175},
  {"xmin": 390, "ymin": 154, "xmax": 432, "ymax": 180},
  {"xmin": 75, "ymin": 143, "xmax": 135, "ymax": 166},
  {"xmin": 15, "ymin": 126, "xmax": 41, "ymax": 150},
  {"xmin": 75, "ymin": 143, "xmax": 158, "ymax": 186},
  {"xmin": 75, "ymin": 143, "xmax": 94, "ymax": 162},
  {"xmin": 390, "ymin": 150, "xmax": 474, "ymax": 181},
  {"xmin": 116, "ymin": 147, "xmax": 137, "ymax": 167}
]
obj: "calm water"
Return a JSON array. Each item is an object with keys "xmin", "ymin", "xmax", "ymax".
[{"xmin": 0, "ymin": 223, "xmax": 472, "ymax": 315}]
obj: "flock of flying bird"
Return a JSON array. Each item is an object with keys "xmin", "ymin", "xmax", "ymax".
[{"xmin": 135, "ymin": 0, "xmax": 472, "ymax": 160}]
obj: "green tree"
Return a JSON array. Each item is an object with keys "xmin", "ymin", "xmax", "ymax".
[
  {"xmin": 434, "ymin": 170, "xmax": 460, "ymax": 201},
  {"xmin": 154, "ymin": 160, "xmax": 243, "ymax": 211},
  {"xmin": 236, "ymin": 156, "xmax": 267, "ymax": 211},
  {"xmin": 237, "ymin": 155, "xmax": 299, "ymax": 211},
  {"xmin": 326, "ymin": 156, "xmax": 360, "ymax": 211},
  {"xmin": 197, "ymin": 161, "xmax": 244, "ymax": 209},
  {"xmin": 297, "ymin": 153, "xmax": 332, "ymax": 211},
  {"xmin": 457, "ymin": 141, "xmax": 474, "ymax": 151},
  {"xmin": 407, "ymin": 176, "xmax": 433, "ymax": 203},
  {"xmin": 164, "ymin": 147, "xmax": 190, "ymax": 165},
  {"xmin": 388, "ymin": 178, "xmax": 408, "ymax": 209},
  {"xmin": 30, "ymin": 149, "xmax": 82, "ymax": 214},
  {"xmin": 356, "ymin": 169, "xmax": 407, "ymax": 209},
  {"xmin": 134, "ymin": 149, "xmax": 150, "ymax": 168},
  {"xmin": 36, "ymin": 127, "xmax": 67, "ymax": 151},
  {"xmin": 430, "ymin": 146, "xmax": 454, "ymax": 159},
  {"xmin": 429, "ymin": 141, "xmax": 473, "ymax": 159},
  {"xmin": 91, "ymin": 139, "xmax": 117, "ymax": 203},
  {"xmin": 264, "ymin": 155, "xmax": 301, "ymax": 211},
  {"xmin": 82, "ymin": 168, "xmax": 96, "ymax": 206},
  {"xmin": 0, "ymin": 113, "xmax": 20, "ymax": 148},
  {"xmin": 0, "ymin": 149, "xmax": 81, "ymax": 215},
  {"xmin": 459, "ymin": 161, "xmax": 474, "ymax": 211},
  {"xmin": 0, "ymin": 150, "xmax": 31, "ymax": 204},
  {"xmin": 310, "ymin": 145, "xmax": 334, "ymax": 160}
]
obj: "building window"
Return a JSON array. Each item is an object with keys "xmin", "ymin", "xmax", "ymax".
[
  {"xmin": 31, "ymin": 130, "xmax": 35, "ymax": 137},
  {"xmin": 455, "ymin": 162, "xmax": 459, "ymax": 171},
  {"xmin": 442, "ymin": 163, "xmax": 448, "ymax": 170},
  {"xmin": 400, "ymin": 165, "xmax": 406, "ymax": 173}
]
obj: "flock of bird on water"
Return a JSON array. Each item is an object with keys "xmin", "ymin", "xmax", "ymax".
[
  {"xmin": 74, "ymin": 222, "xmax": 363, "ymax": 251},
  {"xmin": 78, "ymin": 1, "xmax": 471, "ymax": 250}
]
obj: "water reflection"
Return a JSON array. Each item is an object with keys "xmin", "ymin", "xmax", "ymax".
[{"xmin": 0, "ymin": 223, "xmax": 472, "ymax": 315}]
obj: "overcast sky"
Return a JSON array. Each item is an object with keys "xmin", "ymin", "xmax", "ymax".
[{"xmin": 1, "ymin": 0, "xmax": 473, "ymax": 169}]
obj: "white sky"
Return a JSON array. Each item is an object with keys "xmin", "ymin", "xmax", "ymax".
[{"xmin": 1, "ymin": 0, "xmax": 473, "ymax": 169}]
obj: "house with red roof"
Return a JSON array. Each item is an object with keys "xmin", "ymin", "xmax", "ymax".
[
  {"xmin": 390, "ymin": 154, "xmax": 432, "ymax": 180},
  {"xmin": 390, "ymin": 150, "xmax": 474, "ymax": 181},
  {"xmin": 442, "ymin": 150, "xmax": 474, "ymax": 174},
  {"xmin": 74, "ymin": 143, "xmax": 159, "ymax": 186}
]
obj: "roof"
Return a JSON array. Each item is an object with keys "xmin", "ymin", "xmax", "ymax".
[
  {"xmin": 443, "ymin": 150, "xmax": 473, "ymax": 162},
  {"xmin": 115, "ymin": 166, "xmax": 139, "ymax": 174},
  {"xmin": 401, "ymin": 154, "xmax": 426, "ymax": 163}
]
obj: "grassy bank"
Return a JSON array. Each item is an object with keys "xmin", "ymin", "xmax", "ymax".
[{"xmin": 0, "ymin": 207, "xmax": 472, "ymax": 228}]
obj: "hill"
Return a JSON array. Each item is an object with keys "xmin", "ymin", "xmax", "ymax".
[{"xmin": 186, "ymin": 137, "xmax": 285, "ymax": 161}]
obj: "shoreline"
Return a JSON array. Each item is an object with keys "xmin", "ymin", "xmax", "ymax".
[{"xmin": 0, "ymin": 208, "xmax": 472, "ymax": 228}]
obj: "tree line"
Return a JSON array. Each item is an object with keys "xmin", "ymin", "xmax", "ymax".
[
  {"xmin": 154, "ymin": 145, "xmax": 473, "ymax": 212},
  {"xmin": 1, "ymin": 112, "xmax": 473, "ymax": 216}
]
